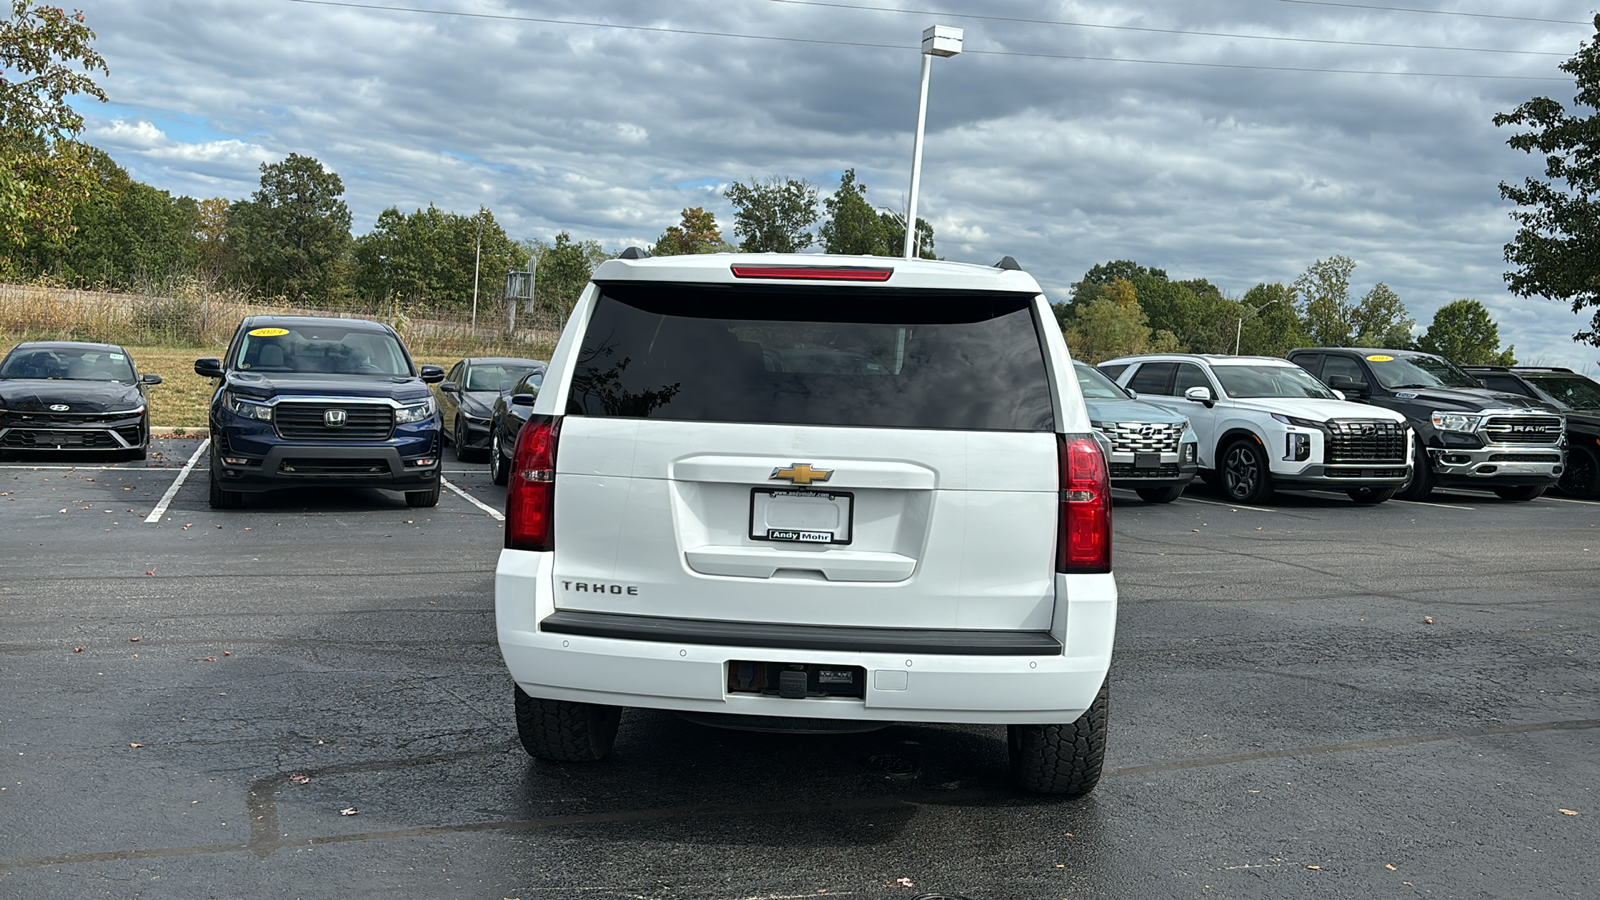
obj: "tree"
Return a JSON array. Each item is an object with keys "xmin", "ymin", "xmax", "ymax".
[
  {"xmin": 877, "ymin": 209, "xmax": 936, "ymax": 260},
  {"xmin": 534, "ymin": 232, "xmax": 592, "ymax": 318},
  {"xmin": 352, "ymin": 204, "xmax": 519, "ymax": 311},
  {"xmin": 194, "ymin": 197, "xmax": 232, "ymax": 282},
  {"xmin": 1294, "ymin": 255, "xmax": 1356, "ymax": 346},
  {"xmin": 1236, "ymin": 283, "xmax": 1309, "ymax": 357},
  {"xmin": 819, "ymin": 169, "xmax": 889, "ymax": 255},
  {"xmin": 0, "ymin": 2, "xmax": 107, "ymax": 266},
  {"xmin": 1417, "ymin": 299, "xmax": 1517, "ymax": 365},
  {"xmin": 229, "ymin": 153, "xmax": 352, "ymax": 303},
  {"xmin": 1494, "ymin": 15, "xmax": 1600, "ymax": 346},
  {"xmin": 652, "ymin": 206, "xmax": 726, "ymax": 256},
  {"xmin": 723, "ymin": 175, "xmax": 817, "ymax": 252},
  {"xmin": 1350, "ymin": 282, "xmax": 1415, "ymax": 347},
  {"xmin": 1067, "ymin": 260, "xmax": 1168, "ymax": 317}
]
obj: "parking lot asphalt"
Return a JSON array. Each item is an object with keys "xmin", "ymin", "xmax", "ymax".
[{"xmin": 2, "ymin": 437, "xmax": 1597, "ymax": 899}]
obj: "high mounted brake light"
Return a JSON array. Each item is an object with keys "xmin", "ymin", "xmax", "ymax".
[
  {"xmin": 729, "ymin": 265, "xmax": 893, "ymax": 282},
  {"xmin": 1057, "ymin": 433, "xmax": 1112, "ymax": 573},
  {"xmin": 505, "ymin": 415, "xmax": 560, "ymax": 551}
]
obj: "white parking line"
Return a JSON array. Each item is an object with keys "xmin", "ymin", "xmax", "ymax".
[
  {"xmin": 1175, "ymin": 496, "xmax": 1275, "ymax": 513},
  {"xmin": 0, "ymin": 464, "xmax": 161, "ymax": 471},
  {"xmin": 1391, "ymin": 498, "xmax": 1475, "ymax": 511},
  {"xmin": 143, "ymin": 439, "xmax": 210, "ymax": 523},
  {"xmin": 441, "ymin": 476, "xmax": 504, "ymax": 521},
  {"xmin": 1537, "ymin": 494, "xmax": 1595, "ymax": 505}
]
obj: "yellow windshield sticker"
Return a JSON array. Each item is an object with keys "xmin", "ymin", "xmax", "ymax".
[
  {"xmin": 248, "ymin": 327, "xmax": 289, "ymax": 337},
  {"xmin": 1365, "ymin": 354, "xmax": 1394, "ymax": 362}
]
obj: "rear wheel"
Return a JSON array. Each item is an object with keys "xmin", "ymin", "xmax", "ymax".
[
  {"xmin": 1493, "ymin": 484, "xmax": 1545, "ymax": 501},
  {"xmin": 489, "ymin": 424, "xmax": 510, "ymax": 486},
  {"xmin": 1135, "ymin": 485, "xmax": 1185, "ymax": 503},
  {"xmin": 1008, "ymin": 679, "xmax": 1108, "ymax": 797},
  {"xmin": 1558, "ymin": 444, "xmax": 1599, "ymax": 499},
  {"xmin": 1395, "ymin": 442, "xmax": 1434, "ymax": 501},
  {"xmin": 514, "ymin": 685, "xmax": 621, "ymax": 762},
  {"xmin": 1346, "ymin": 486, "xmax": 1396, "ymax": 505},
  {"xmin": 1221, "ymin": 439, "xmax": 1273, "ymax": 503},
  {"xmin": 405, "ymin": 481, "xmax": 441, "ymax": 508}
]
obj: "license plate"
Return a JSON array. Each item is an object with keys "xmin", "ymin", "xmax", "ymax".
[
  {"xmin": 40, "ymin": 432, "xmax": 85, "ymax": 445},
  {"xmin": 750, "ymin": 488, "xmax": 854, "ymax": 545},
  {"xmin": 1135, "ymin": 452, "xmax": 1161, "ymax": 469}
]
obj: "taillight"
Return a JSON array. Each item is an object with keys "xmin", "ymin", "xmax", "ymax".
[
  {"xmin": 505, "ymin": 415, "xmax": 561, "ymax": 551},
  {"xmin": 1058, "ymin": 433, "xmax": 1111, "ymax": 573}
]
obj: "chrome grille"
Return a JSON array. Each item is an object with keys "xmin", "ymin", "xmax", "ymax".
[
  {"xmin": 1482, "ymin": 415, "xmax": 1562, "ymax": 445},
  {"xmin": 1326, "ymin": 420, "xmax": 1407, "ymax": 462},
  {"xmin": 1098, "ymin": 421, "xmax": 1183, "ymax": 454},
  {"xmin": 274, "ymin": 403, "xmax": 393, "ymax": 441}
]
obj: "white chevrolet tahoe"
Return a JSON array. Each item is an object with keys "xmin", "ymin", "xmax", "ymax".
[
  {"xmin": 496, "ymin": 252, "xmax": 1117, "ymax": 795},
  {"xmin": 1099, "ymin": 354, "xmax": 1413, "ymax": 504}
]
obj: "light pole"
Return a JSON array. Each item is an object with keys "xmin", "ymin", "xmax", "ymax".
[
  {"xmin": 470, "ymin": 211, "xmax": 484, "ymax": 332},
  {"xmin": 902, "ymin": 24, "xmax": 963, "ymax": 260},
  {"xmin": 1235, "ymin": 297, "xmax": 1283, "ymax": 355}
]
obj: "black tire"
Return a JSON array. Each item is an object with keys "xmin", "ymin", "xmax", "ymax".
[
  {"xmin": 514, "ymin": 685, "xmax": 621, "ymax": 762},
  {"xmin": 1135, "ymin": 484, "xmax": 1185, "ymax": 503},
  {"xmin": 207, "ymin": 443, "xmax": 244, "ymax": 509},
  {"xmin": 1558, "ymin": 443, "xmax": 1600, "ymax": 499},
  {"xmin": 1346, "ymin": 486, "xmax": 1396, "ymax": 505},
  {"xmin": 1493, "ymin": 484, "xmax": 1545, "ymax": 501},
  {"xmin": 405, "ymin": 481, "xmax": 441, "ymax": 508},
  {"xmin": 1220, "ymin": 439, "xmax": 1273, "ymax": 504},
  {"xmin": 489, "ymin": 423, "xmax": 510, "ymax": 486},
  {"xmin": 453, "ymin": 416, "xmax": 477, "ymax": 462},
  {"xmin": 1395, "ymin": 441, "xmax": 1434, "ymax": 501},
  {"xmin": 1008, "ymin": 679, "xmax": 1108, "ymax": 797}
]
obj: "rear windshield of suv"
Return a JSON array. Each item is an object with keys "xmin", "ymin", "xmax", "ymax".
[{"xmin": 567, "ymin": 283, "xmax": 1055, "ymax": 431}]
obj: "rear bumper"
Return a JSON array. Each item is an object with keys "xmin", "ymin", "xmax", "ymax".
[{"xmin": 495, "ymin": 549, "xmax": 1116, "ymax": 725}]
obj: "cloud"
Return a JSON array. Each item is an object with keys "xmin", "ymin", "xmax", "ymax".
[{"xmin": 70, "ymin": 0, "xmax": 1600, "ymax": 372}]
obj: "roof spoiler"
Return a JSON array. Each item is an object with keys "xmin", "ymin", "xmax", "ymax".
[
  {"xmin": 993, "ymin": 256, "xmax": 1022, "ymax": 271},
  {"xmin": 617, "ymin": 246, "xmax": 651, "ymax": 260}
]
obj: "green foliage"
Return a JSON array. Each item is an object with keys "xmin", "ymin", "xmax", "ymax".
[
  {"xmin": 877, "ymin": 210, "xmax": 936, "ymax": 260},
  {"xmin": 533, "ymin": 232, "xmax": 592, "ymax": 317},
  {"xmin": 820, "ymin": 169, "xmax": 889, "ymax": 255},
  {"xmin": 1294, "ymin": 255, "xmax": 1357, "ymax": 346},
  {"xmin": 1067, "ymin": 260, "xmax": 1169, "ymax": 316},
  {"xmin": 1236, "ymin": 283, "xmax": 1308, "ymax": 356},
  {"xmin": 723, "ymin": 176, "xmax": 817, "ymax": 253},
  {"xmin": 1062, "ymin": 278, "xmax": 1169, "ymax": 363},
  {"xmin": 229, "ymin": 153, "xmax": 352, "ymax": 303},
  {"xmin": 1494, "ymin": 15, "xmax": 1600, "ymax": 346},
  {"xmin": 351, "ymin": 204, "xmax": 519, "ymax": 312},
  {"xmin": 1351, "ymin": 282, "xmax": 1415, "ymax": 348},
  {"xmin": 0, "ymin": 2, "xmax": 107, "ymax": 261},
  {"xmin": 652, "ymin": 206, "xmax": 727, "ymax": 256},
  {"xmin": 1417, "ymin": 299, "xmax": 1517, "ymax": 365}
]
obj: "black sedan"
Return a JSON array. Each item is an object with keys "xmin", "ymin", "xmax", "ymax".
[
  {"xmin": 435, "ymin": 357, "xmax": 546, "ymax": 460},
  {"xmin": 0, "ymin": 341, "xmax": 163, "ymax": 459},
  {"xmin": 487, "ymin": 368, "xmax": 545, "ymax": 485}
]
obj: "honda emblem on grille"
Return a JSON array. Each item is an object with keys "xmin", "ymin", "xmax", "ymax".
[
  {"xmin": 49, "ymin": 404, "xmax": 70, "ymax": 411},
  {"xmin": 324, "ymin": 408, "xmax": 347, "ymax": 427}
]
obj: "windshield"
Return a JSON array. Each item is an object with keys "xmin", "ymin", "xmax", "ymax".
[
  {"xmin": 1524, "ymin": 373, "xmax": 1600, "ymax": 410},
  {"xmin": 1366, "ymin": 354, "xmax": 1482, "ymax": 390},
  {"xmin": 1073, "ymin": 361, "xmax": 1131, "ymax": 400},
  {"xmin": 568, "ymin": 284, "xmax": 1055, "ymax": 431},
  {"xmin": 1213, "ymin": 363, "xmax": 1336, "ymax": 399},
  {"xmin": 235, "ymin": 325, "xmax": 412, "ymax": 377},
  {"xmin": 465, "ymin": 364, "xmax": 541, "ymax": 392},
  {"xmin": 0, "ymin": 346, "xmax": 136, "ymax": 383}
]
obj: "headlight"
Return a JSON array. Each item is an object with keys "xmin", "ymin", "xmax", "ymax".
[
  {"xmin": 1271, "ymin": 413, "xmax": 1325, "ymax": 430},
  {"xmin": 1430, "ymin": 411, "xmax": 1481, "ymax": 433},
  {"xmin": 223, "ymin": 392, "xmax": 273, "ymax": 421},
  {"xmin": 395, "ymin": 397, "xmax": 436, "ymax": 424}
]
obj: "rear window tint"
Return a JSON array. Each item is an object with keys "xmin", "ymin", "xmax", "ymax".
[{"xmin": 567, "ymin": 283, "xmax": 1055, "ymax": 431}]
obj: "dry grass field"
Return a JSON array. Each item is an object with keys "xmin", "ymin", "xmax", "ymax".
[{"xmin": 2, "ymin": 283, "xmax": 557, "ymax": 427}]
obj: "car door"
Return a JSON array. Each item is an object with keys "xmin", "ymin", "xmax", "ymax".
[
  {"xmin": 1171, "ymin": 362, "xmax": 1219, "ymax": 459},
  {"xmin": 440, "ymin": 361, "xmax": 464, "ymax": 427},
  {"xmin": 1320, "ymin": 355, "xmax": 1372, "ymax": 404}
]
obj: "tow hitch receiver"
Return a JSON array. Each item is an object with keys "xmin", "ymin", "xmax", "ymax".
[{"xmin": 727, "ymin": 661, "xmax": 866, "ymax": 699}]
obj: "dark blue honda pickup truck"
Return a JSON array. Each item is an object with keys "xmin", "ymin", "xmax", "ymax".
[{"xmin": 195, "ymin": 315, "xmax": 445, "ymax": 509}]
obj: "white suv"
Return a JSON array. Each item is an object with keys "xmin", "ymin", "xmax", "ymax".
[
  {"xmin": 496, "ymin": 252, "xmax": 1117, "ymax": 795},
  {"xmin": 1099, "ymin": 354, "xmax": 1412, "ymax": 504}
]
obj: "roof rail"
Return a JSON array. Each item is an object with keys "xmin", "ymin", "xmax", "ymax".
[
  {"xmin": 993, "ymin": 256, "xmax": 1022, "ymax": 271},
  {"xmin": 617, "ymin": 246, "xmax": 651, "ymax": 260}
]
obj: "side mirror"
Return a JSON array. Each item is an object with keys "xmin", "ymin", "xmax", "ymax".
[
  {"xmin": 419, "ymin": 364, "xmax": 445, "ymax": 384},
  {"xmin": 1124, "ymin": 388, "xmax": 1139, "ymax": 400},
  {"xmin": 510, "ymin": 392, "xmax": 537, "ymax": 407},
  {"xmin": 194, "ymin": 358, "xmax": 223, "ymax": 378},
  {"xmin": 1332, "ymin": 389, "xmax": 1346, "ymax": 401},
  {"xmin": 439, "ymin": 382, "xmax": 459, "ymax": 393},
  {"xmin": 1184, "ymin": 385, "xmax": 1215, "ymax": 408},
  {"xmin": 140, "ymin": 373, "xmax": 163, "ymax": 385},
  {"xmin": 1326, "ymin": 375, "xmax": 1369, "ymax": 397}
]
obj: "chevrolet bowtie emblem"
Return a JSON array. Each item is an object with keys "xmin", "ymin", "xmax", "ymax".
[{"xmin": 771, "ymin": 463, "xmax": 833, "ymax": 486}]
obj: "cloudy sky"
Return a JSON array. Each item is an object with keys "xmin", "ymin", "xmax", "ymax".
[{"xmin": 75, "ymin": 0, "xmax": 1600, "ymax": 373}]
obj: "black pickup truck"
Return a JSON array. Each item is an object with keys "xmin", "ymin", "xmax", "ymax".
[
  {"xmin": 195, "ymin": 315, "xmax": 445, "ymax": 509},
  {"xmin": 1462, "ymin": 365, "xmax": 1600, "ymax": 499},
  {"xmin": 1286, "ymin": 348, "xmax": 1564, "ymax": 501}
]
